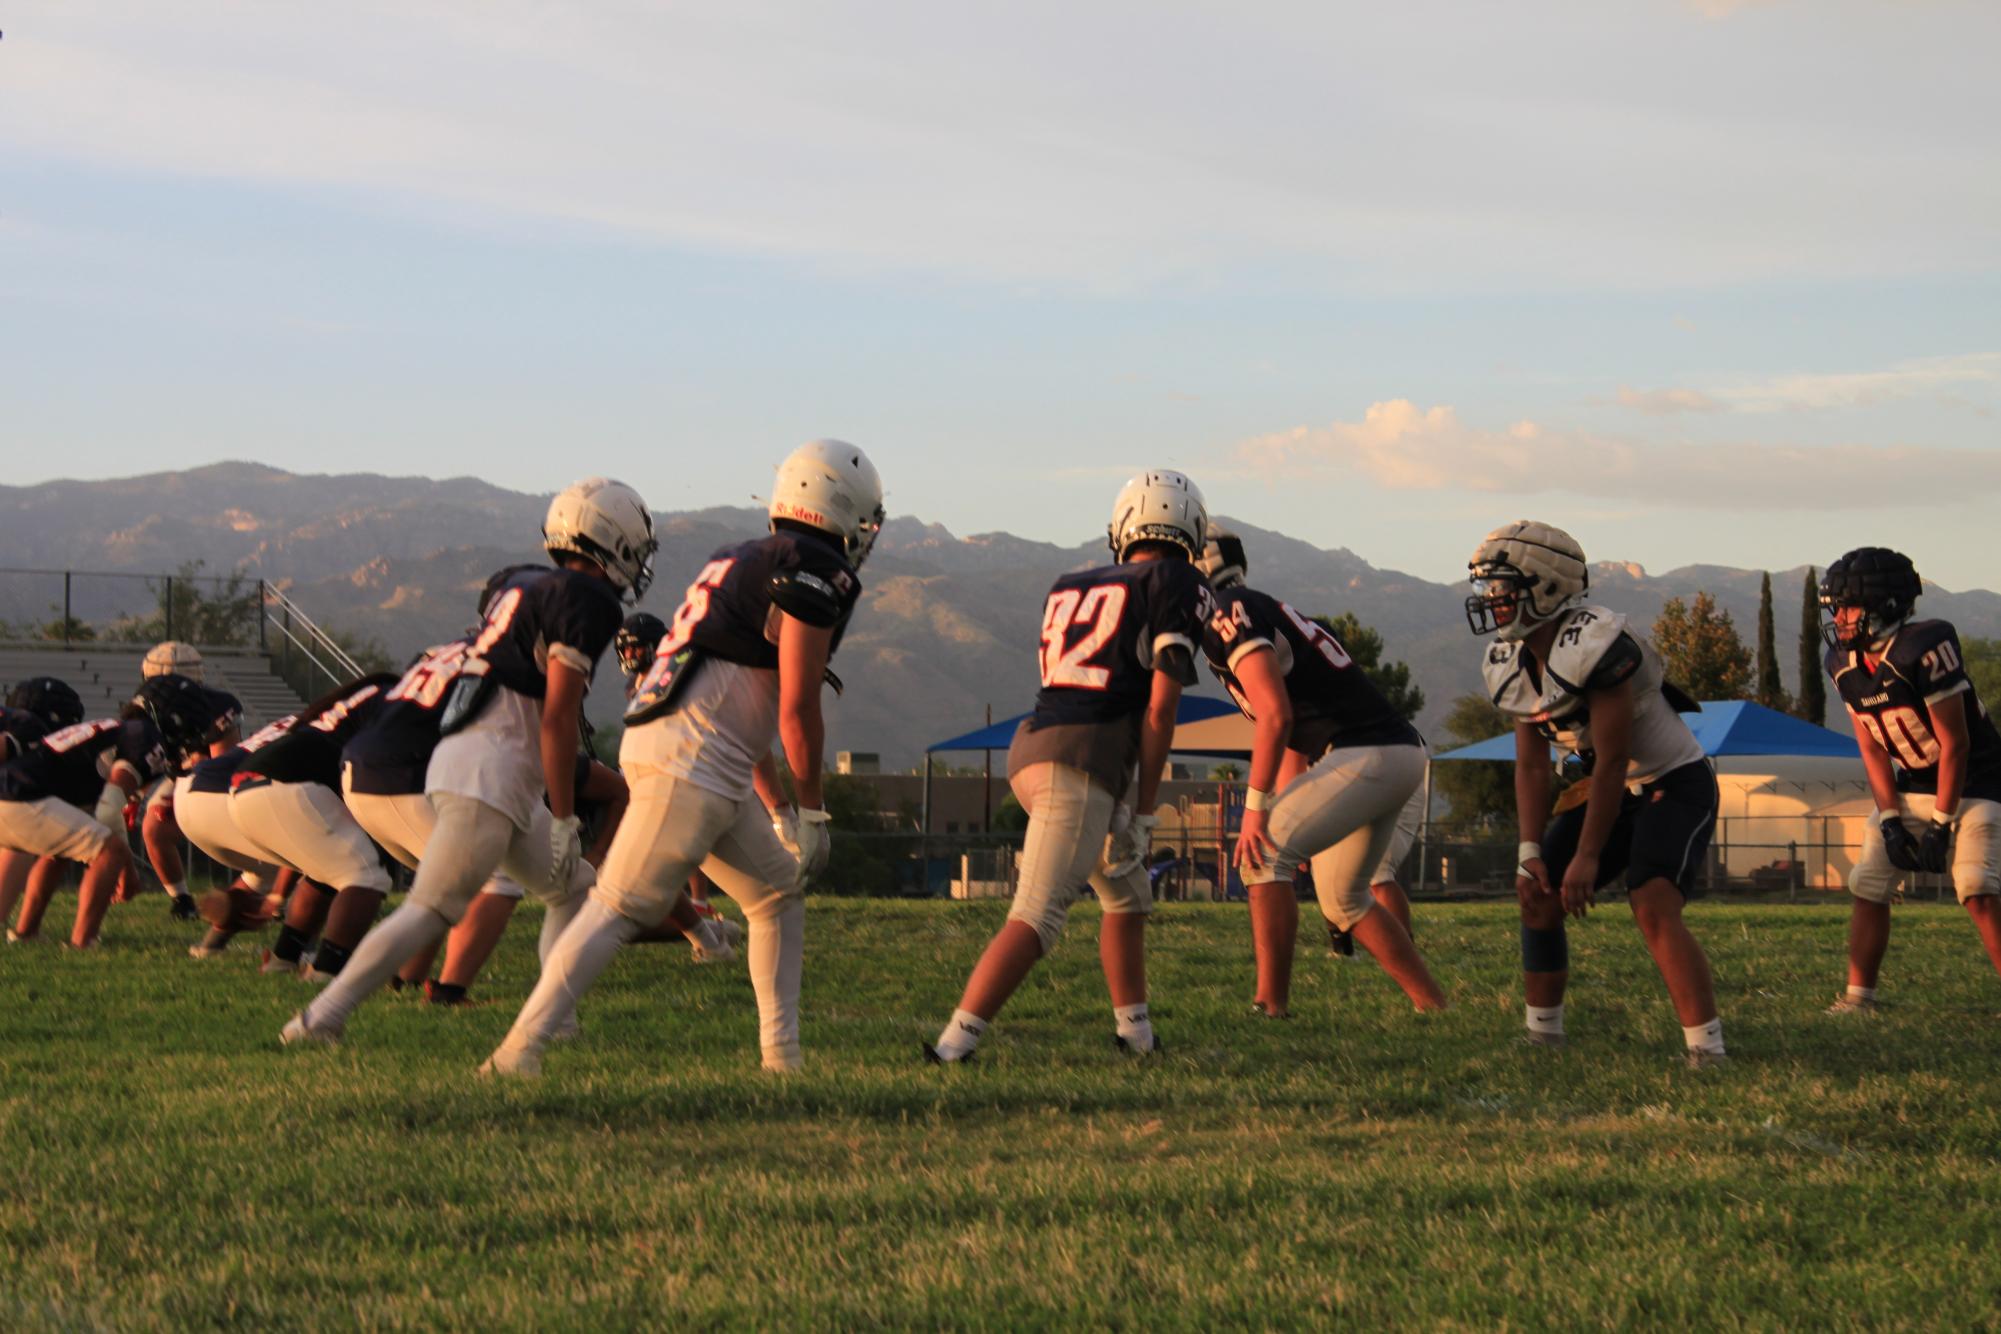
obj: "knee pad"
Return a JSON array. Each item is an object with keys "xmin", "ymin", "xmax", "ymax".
[
  {"xmin": 1521, "ymin": 923, "xmax": 1568, "ymax": 973},
  {"xmin": 1009, "ymin": 894, "xmax": 1073, "ymax": 955},
  {"xmin": 737, "ymin": 875, "xmax": 802, "ymax": 923}
]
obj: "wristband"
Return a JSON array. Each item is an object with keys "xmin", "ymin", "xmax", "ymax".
[
  {"xmin": 1877, "ymin": 808, "xmax": 1902, "ymax": 829},
  {"xmin": 1244, "ymin": 788, "xmax": 1270, "ymax": 813},
  {"xmin": 1932, "ymin": 808, "xmax": 1956, "ymax": 827},
  {"xmin": 1517, "ymin": 841, "xmax": 1541, "ymax": 867}
]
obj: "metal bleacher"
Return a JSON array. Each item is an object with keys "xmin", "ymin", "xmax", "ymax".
[{"xmin": 0, "ymin": 646, "xmax": 307, "ymax": 731}]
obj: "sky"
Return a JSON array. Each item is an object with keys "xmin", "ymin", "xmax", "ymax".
[{"xmin": 3, "ymin": 1, "xmax": 1998, "ymax": 588}]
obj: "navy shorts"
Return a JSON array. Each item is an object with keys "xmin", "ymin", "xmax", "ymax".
[{"xmin": 1543, "ymin": 760, "xmax": 1717, "ymax": 898}]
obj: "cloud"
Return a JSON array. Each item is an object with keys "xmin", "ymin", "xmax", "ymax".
[
  {"xmin": 1614, "ymin": 386, "xmax": 1725, "ymax": 415},
  {"xmin": 1717, "ymin": 353, "xmax": 2001, "ymax": 413},
  {"xmin": 1, "ymin": 3, "xmax": 1996, "ymax": 293},
  {"xmin": 1234, "ymin": 399, "xmax": 2001, "ymax": 510}
]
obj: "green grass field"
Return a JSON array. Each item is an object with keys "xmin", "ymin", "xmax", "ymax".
[{"xmin": 4, "ymin": 897, "xmax": 2000, "ymax": 1329}]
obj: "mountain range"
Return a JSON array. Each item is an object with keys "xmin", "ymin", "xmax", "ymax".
[{"xmin": 7, "ymin": 462, "xmax": 1998, "ymax": 766}]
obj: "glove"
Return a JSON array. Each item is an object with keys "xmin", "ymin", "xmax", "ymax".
[
  {"xmin": 1105, "ymin": 811, "xmax": 1156, "ymax": 878},
  {"xmin": 1879, "ymin": 812, "xmax": 1922, "ymax": 873},
  {"xmin": 793, "ymin": 808, "xmax": 832, "ymax": 883},
  {"xmin": 771, "ymin": 806, "xmax": 801, "ymax": 857},
  {"xmin": 1918, "ymin": 813, "xmax": 1955, "ymax": 875},
  {"xmin": 169, "ymin": 892, "xmax": 198, "ymax": 922},
  {"xmin": 548, "ymin": 813, "xmax": 583, "ymax": 892}
]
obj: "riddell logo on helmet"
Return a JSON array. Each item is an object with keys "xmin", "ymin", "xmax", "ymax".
[{"xmin": 775, "ymin": 502, "xmax": 828, "ymax": 527}]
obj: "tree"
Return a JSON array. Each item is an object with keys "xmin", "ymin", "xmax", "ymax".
[
  {"xmin": 145, "ymin": 560, "xmax": 262, "ymax": 646},
  {"xmin": 1210, "ymin": 762, "xmax": 1243, "ymax": 781},
  {"xmin": 1432, "ymin": 693, "xmax": 1514, "ymax": 828},
  {"xmin": 1652, "ymin": 592, "xmax": 1752, "ymax": 701},
  {"xmin": 1754, "ymin": 572, "xmax": 1789, "ymax": 712},
  {"xmin": 1794, "ymin": 566, "xmax": 1826, "ymax": 724},
  {"xmin": 1961, "ymin": 637, "xmax": 2001, "ymax": 714},
  {"xmin": 1311, "ymin": 613, "xmax": 1425, "ymax": 721}
]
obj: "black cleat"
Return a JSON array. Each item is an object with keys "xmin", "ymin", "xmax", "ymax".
[
  {"xmin": 1326, "ymin": 924, "xmax": 1355, "ymax": 958},
  {"xmin": 922, "ymin": 1042, "xmax": 975, "ymax": 1065},
  {"xmin": 169, "ymin": 892, "xmax": 198, "ymax": 922}
]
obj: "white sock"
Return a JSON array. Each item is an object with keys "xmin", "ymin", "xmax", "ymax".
[
  {"xmin": 933, "ymin": 1008, "xmax": 987, "ymax": 1061},
  {"xmin": 1526, "ymin": 1004, "xmax": 1564, "ymax": 1037},
  {"xmin": 1683, "ymin": 1017, "xmax": 1725, "ymax": 1054},
  {"xmin": 164, "ymin": 880, "xmax": 187, "ymax": 899},
  {"xmin": 505, "ymin": 894, "xmax": 637, "ymax": 1051},
  {"xmin": 748, "ymin": 896, "xmax": 804, "ymax": 1068},
  {"xmin": 1115, "ymin": 1002, "xmax": 1155, "ymax": 1052},
  {"xmin": 1846, "ymin": 984, "xmax": 1875, "ymax": 1002},
  {"xmin": 306, "ymin": 903, "xmax": 447, "ymax": 1031},
  {"xmin": 537, "ymin": 890, "xmax": 585, "ymax": 967},
  {"xmin": 239, "ymin": 873, "xmax": 264, "ymax": 893}
]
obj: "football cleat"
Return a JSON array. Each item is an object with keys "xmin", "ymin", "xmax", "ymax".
[
  {"xmin": 187, "ymin": 942, "xmax": 230, "ymax": 960},
  {"xmin": 547, "ymin": 1014, "xmax": 582, "ymax": 1043},
  {"xmin": 168, "ymin": 892, "xmax": 199, "ymax": 922},
  {"xmin": 478, "ymin": 1044, "xmax": 542, "ymax": 1078},
  {"xmin": 1113, "ymin": 1032, "xmax": 1165, "ymax": 1056},
  {"xmin": 259, "ymin": 949, "xmax": 299, "ymax": 977},
  {"xmin": 690, "ymin": 917, "xmax": 743, "ymax": 964},
  {"xmin": 1520, "ymin": 1030, "xmax": 1567, "ymax": 1050},
  {"xmin": 5, "ymin": 928, "xmax": 37, "ymax": 944},
  {"xmin": 921, "ymin": 1042, "xmax": 976, "ymax": 1066},
  {"xmin": 1825, "ymin": 993, "xmax": 1882, "ymax": 1016},
  {"xmin": 1326, "ymin": 923, "xmax": 1356, "ymax": 958},
  {"xmin": 278, "ymin": 1011, "xmax": 341, "ymax": 1047},
  {"xmin": 1685, "ymin": 1048, "xmax": 1729, "ymax": 1071},
  {"xmin": 1248, "ymin": 1001, "xmax": 1291, "ymax": 1020}
]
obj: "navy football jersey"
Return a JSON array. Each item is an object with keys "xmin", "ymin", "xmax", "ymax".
[
  {"xmin": 626, "ymin": 530, "xmax": 862, "ymax": 721},
  {"xmin": 0, "ymin": 716, "xmax": 171, "ymax": 809},
  {"xmin": 1202, "ymin": 587, "xmax": 1416, "ymax": 757},
  {"xmin": 342, "ymin": 640, "xmax": 474, "ymax": 795},
  {"xmin": 1827, "ymin": 619, "xmax": 2001, "ymax": 801},
  {"xmin": 240, "ymin": 677, "xmax": 395, "ymax": 791},
  {"xmin": 1027, "ymin": 559, "xmax": 1214, "ymax": 728},
  {"xmin": 460, "ymin": 564, "xmax": 624, "ymax": 700},
  {"xmin": 188, "ymin": 713, "xmax": 299, "ymax": 794},
  {"xmin": 0, "ymin": 707, "xmax": 50, "ymax": 763}
]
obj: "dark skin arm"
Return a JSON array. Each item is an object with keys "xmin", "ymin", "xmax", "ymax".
[
  {"xmin": 1929, "ymin": 691, "xmax": 1970, "ymax": 818},
  {"xmin": 1513, "ymin": 722, "xmax": 1556, "ymax": 907},
  {"xmin": 540, "ymin": 659, "xmax": 587, "ymax": 821},
  {"xmin": 1558, "ymin": 679, "xmax": 1635, "ymax": 918},
  {"xmin": 1134, "ymin": 667, "xmax": 1184, "ymax": 818},
  {"xmin": 578, "ymin": 761, "xmax": 628, "ymax": 866},
  {"xmin": 1227, "ymin": 645, "xmax": 1293, "ymax": 869},
  {"xmin": 777, "ymin": 616, "xmax": 835, "ymax": 810}
]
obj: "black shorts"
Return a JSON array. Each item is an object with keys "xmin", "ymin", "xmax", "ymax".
[{"xmin": 1543, "ymin": 760, "xmax": 1717, "ymax": 898}]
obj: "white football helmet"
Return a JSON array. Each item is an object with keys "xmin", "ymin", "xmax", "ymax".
[
  {"xmin": 769, "ymin": 439, "xmax": 886, "ymax": 568},
  {"xmin": 1197, "ymin": 522, "xmax": 1248, "ymax": 591},
  {"xmin": 1108, "ymin": 470, "xmax": 1207, "ymax": 562},
  {"xmin": 543, "ymin": 477, "xmax": 658, "ymax": 601},
  {"xmin": 1466, "ymin": 520, "xmax": 1588, "ymax": 640},
  {"xmin": 143, "ymin": 641, "xmax": 204, "ymax": 682}
]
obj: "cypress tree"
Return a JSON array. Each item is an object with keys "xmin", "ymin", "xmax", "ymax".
[
  {"xmin": 1755, "ymin": 572, "xmax": 1788, "ymax": 711},
  {"xmin": 1795, "ymin": 566, "xmax": 1827, "ymax": 724}
]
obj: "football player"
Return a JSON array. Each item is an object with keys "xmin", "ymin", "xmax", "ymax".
[
  {"xmin": 615, "ymin": 612, "xmax": 666, "ymax": 680},
  {"xmin": 177, "ymin": 711, "xmax": 303, "ymax": 958},
  {"xmin": 926, "ymin": 470, "xmax": 1214, "ymax": 1063},
  {"xmin": 1468, "ymin": 521, "xmax": 1725, "ymax": 1067},
  {"xmin": 483, "ymin": 439, "xmax": 884, "ymax": 1077},
  {"xmin": 1819, "ymin": 548, "xmax": 2001, "ymax": 1010},
  {"xmin": 137, "ymin": 681, "xmax": 243, "ymax": 921},
  {"xmin": 1195, "ymin": 526, "xmax": 1443, "ymax": 1017},
  {"xmin": 227, "ymin": 673, "xmax": 401, "ymax": 980},
  {"xmin": 0, "ymin": 678, "xmax": 84, "ymax": 927},
  {"xmin": 282, "ymin": 478, "xmax": 657, "ymax": 1046},
  {"xmin": 1, "ymin": 675, "xmax": 210, "ymax": 947}
]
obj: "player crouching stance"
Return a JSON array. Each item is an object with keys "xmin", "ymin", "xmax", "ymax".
[
  {"xmin": 1469, "ymin": 521, "xmax": 1725, "ymax": 1067},
  {"xmin": 927, "ymin": 471, "xmax": 1214, "ymax": 1063},
  {"xmin": 1196, "ymin": 526, "xmax": 1444, "ymax": 1017},
  {"xmin": 1819, "ymin": 548, "xmax": 2001, "ymax": 1011},
  {"xmin": 280, "ymin": 477, "xmax": 653, "ymax": 1046},
  {"xmin": 484, "ymin": 440, "xmax": 882, "ymax": 1077}
]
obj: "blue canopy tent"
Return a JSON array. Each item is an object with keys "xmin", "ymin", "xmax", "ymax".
[
  {"xmin": 1431, "ymin": 699, "xmax": 1857, "ymax": 763},
  {"xmin": 921, "ymin": 695, "xmax": 1246, "ymax": 835}
]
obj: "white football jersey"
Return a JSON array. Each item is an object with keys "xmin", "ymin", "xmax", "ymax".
[{"xmin": 1481, "ymin": 604, "xmax": 1704, "ymax": 785}]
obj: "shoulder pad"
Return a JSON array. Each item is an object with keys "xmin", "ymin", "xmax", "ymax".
[
  {"xmin": 1885, "ymin": 619, "xmax": 1956, "ymax": 669},
  {"xmin": 1547, "ymin": 606, "xmax": 1628, "ymax": 681},
  {"xmin": 768, "ymin": 567, "xmax": 853, "ymax": 628}
]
